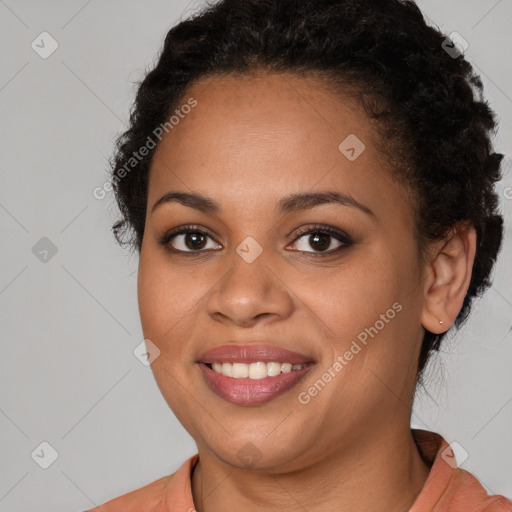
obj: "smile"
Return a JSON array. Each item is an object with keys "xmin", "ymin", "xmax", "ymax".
[
  {"xmin": 198, "ymin": 361, "xmax": 315, "ymax": 406},
  {"xmin": 207, "ymin": 361, "xmax": 304, "ymax": 379}
]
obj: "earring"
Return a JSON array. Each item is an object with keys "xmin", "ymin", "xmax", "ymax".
[{"xmin": 439, "ymin": 320, "xmax": 444, "ymax": 325}]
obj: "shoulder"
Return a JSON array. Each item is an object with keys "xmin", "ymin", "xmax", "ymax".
[
  {"xmin": 411, "ymin": 429, "xmax": 511, "ymax": 512},
  {"xmin": 83, "ymin": 454, "xmax": 199, "ymax": 512},
  {"xmin": 83, "ymin": 474, "xmax": 172, "ymax": 512},
  {"xmin": 449, "ymin": 467, "xmax": 512, "ymax": 512}
]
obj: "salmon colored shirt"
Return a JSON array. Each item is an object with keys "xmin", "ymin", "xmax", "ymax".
[{"xmin": 86, "ymin": 429, "xmax": 511, "ymax": 512}]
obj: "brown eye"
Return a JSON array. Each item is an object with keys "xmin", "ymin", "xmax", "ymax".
[
  {"xmin": 307, "ymin": 233, "xmax": 331, "ymax": 251},
  {"xmin": 183, "ymin": 232, "xmax": 207, "ymax": 250},
  {"xmin": 293, "ymin": 232, "xmax": 343, "ymax": 252},
  {"xmin": 289, "ymin": 225, "xmax": 352, "ymax": 254},
  {"xmin": 159, "ymin": 226, "xmax": 221, "ymax": 253}
]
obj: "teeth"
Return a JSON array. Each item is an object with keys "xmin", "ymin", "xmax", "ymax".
[
  {"xmin": 221, "ymin": 362, "xmax": 233, "ymax": 377},
  {"xmin": 281, "ymin": 363, "xmax": 292, "ymax": 373},
  {"xmin": 208, "ymin": 361, "xmax": 304, "ymax": 379},
  {"xmin": 249, "ymin": 362, "xmax": 267, "ymax": 379},
  {"xmin": 267, "ymin": 362, "xmax": 281, "ymax": 376},
  {"xmin": 232, "ymin": 362, "xmax": 249, "ymax": 378}
]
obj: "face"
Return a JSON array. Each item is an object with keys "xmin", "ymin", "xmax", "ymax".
[{"xmin": 138, "ymin": 72, "xmax": 427, "ymax": 471}]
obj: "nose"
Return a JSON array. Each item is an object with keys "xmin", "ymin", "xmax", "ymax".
[{"xmin": 205, "ymin": 251, "xmax": 294, "ymax": 328}]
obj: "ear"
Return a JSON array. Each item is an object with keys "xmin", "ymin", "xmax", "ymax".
[{"xmin": 420, "ymin": 222, "xmax": 477, "ymax": 334}]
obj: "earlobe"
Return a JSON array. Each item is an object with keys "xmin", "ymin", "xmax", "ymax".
[{"xmin": 420, "ymin": 223, "xmax": 477, "ymax": 334}]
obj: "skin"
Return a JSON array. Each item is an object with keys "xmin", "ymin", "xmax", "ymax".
[{"xmin": 137, "ymin": 71, "xmax": 476, "ymax": 512}]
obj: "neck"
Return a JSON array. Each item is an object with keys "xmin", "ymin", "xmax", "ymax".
[{"xmin": 191, "ymin": 427, "xmax": 431, "ymax": 512}]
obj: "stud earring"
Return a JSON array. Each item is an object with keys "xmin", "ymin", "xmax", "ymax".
[{"xmin": 439, "ymin": 320, "xmax": 444, "ymax": 325}]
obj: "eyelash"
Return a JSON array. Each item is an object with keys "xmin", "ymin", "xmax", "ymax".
[{"xmin": 158, "ymin": 223, "xmax": 353, "ymax": 257}]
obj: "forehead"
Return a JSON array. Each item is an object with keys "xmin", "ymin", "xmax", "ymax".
[
  {"xmin": 148, "ymin": 72, "xmax": 411, "ymax": 222},
  {"xmin": 152, "ymin": 71, "xmax": 368, "ymax": 166}
]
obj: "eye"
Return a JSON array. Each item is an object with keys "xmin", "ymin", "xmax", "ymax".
[
  {"xmin": 159, "ymin": 225, "xmax": 221, "ymax": 253},
  {"xmin": 159, "ymin": 223, "xmax": 353, "ymax": 256},
  {"xmin": 288, "ymin": 225, "xmax": 352, "ymax": 254}
]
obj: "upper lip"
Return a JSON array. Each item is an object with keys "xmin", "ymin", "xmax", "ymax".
[{"xmin": 197, "ymin": 344, "xmax": 314, "ymax": 364}]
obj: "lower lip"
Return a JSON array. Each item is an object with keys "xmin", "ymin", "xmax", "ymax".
[{"xmin": 198, "ymin": 362, "xmax": 314, "ymax": 406}]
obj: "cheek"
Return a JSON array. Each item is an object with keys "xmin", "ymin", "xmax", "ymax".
[
  {"xmin": 306, "ymin": 244, "xmax": 419, "ymax": 371},
  {"xmin": 137, "ymin": 248, "xmax": 217, "ymax": 362},
  {"xmin": 306, "ymin": 259, "xmax": 398, "ymax": 338},
  {"xmin": 138, "ymin": 261, "xmax": 170, "ymax": 339},
  {"xmin": 137, "ymin": 250, "xmax": 188, "ymax": 345}
]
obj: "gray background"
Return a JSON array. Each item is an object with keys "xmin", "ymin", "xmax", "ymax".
[{"xmin": 0, "ymin": 0, "xmax": 511, "ymax": 510}]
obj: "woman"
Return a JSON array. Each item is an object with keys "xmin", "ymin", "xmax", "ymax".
[{"xmin": 87, "ymin": 0, "xmax": 511, "ymax": 510}]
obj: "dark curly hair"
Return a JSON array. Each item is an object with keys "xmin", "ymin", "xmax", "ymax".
[{"xmin": 108, "ymin": 0, "xmax": 504, "ymax": 386}]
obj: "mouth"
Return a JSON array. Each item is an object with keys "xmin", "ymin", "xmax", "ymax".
[{"xmin": 197, "ymin": 344, "xmax": 315, "ymax": 406}]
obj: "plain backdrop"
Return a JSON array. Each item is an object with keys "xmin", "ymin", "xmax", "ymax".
[{"xmin": 0, "ymin": 0, "xmax": 511, "ymax": 510}]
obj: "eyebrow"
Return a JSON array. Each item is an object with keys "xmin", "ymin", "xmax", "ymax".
[{"xmin": 151, "ymin": 190, "xmax": 375, "ymax": 217}]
